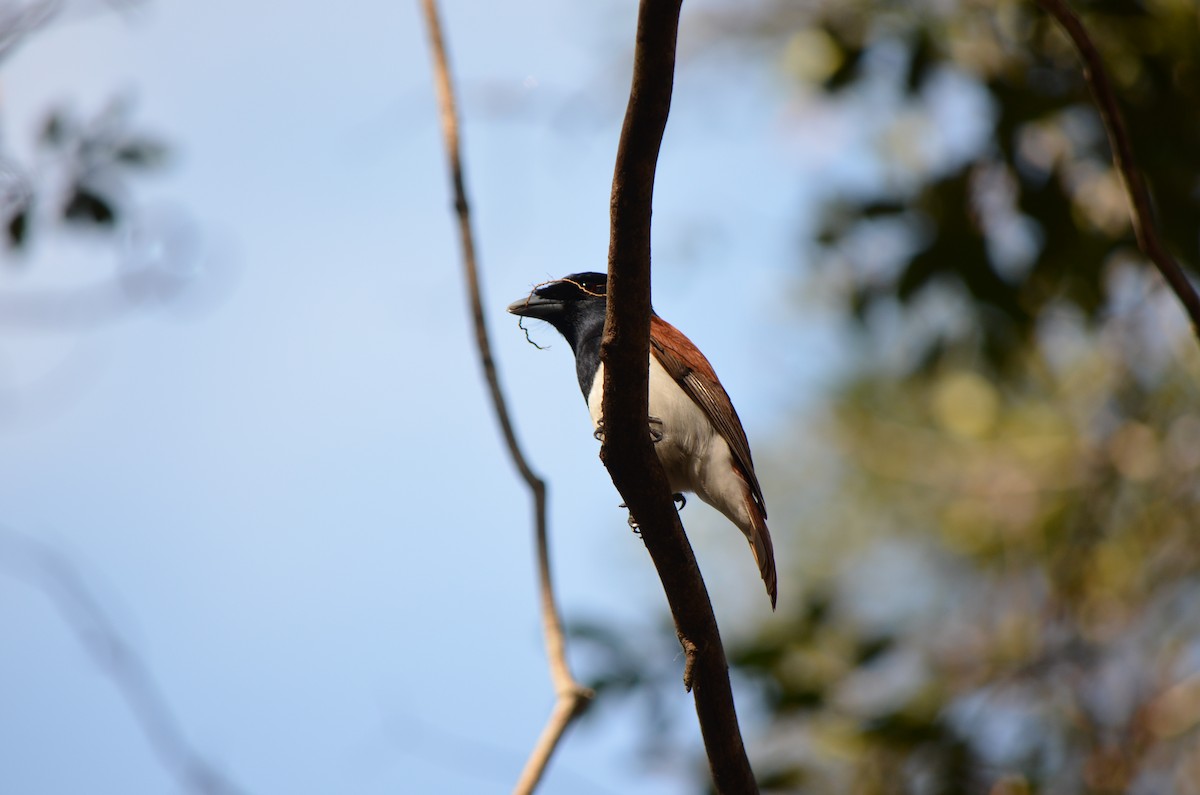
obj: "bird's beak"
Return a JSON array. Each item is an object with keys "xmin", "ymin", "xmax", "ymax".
[{"xmin": 507, "ymin": 293, "xmax": 564, "ymax": 320}]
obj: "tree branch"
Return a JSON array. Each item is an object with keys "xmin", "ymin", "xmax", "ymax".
[
  {"xmin": 0, "ymin": 527, "xmax": 245, "ymax": 795},
  {"xmin": 417, "ymin": 3, "xmax": 592, "ymax": 793},
  {"xmin": 1034, "ymin": 0, "xmax": 1200, "ymax": 342},
  {"xmin": 599, "ymin": 1, "xmax": 758, "ymax": 792}
]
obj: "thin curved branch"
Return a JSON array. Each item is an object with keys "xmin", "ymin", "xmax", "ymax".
[
  {"xmin": 417, "ymin": 3, "xmax": 592, "ymax": 793},
  {"xmin": 0, "ymin": 527, "xmax": 245, "ymax": 795},
  {"xmin": 1034, "ymin": 0, "xmax": 1200, "ymax": 342},
  {"xmin": 0, "ymin": 0, "xmax": 61, "ymax": 62},
  {"xmin": 0, "ymin": 0, "xmax": 142, "ymax": 63},
  {"xmin": 599, "ymin": 1, "xmax": 758, "ymax": 792}
]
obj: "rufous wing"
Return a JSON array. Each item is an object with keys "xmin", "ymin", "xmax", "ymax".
[
  {"xmin": 648, "ymin": 315, "xmax": 767, "ymax": 519},
  {"xmin": 649, "ymin": 315, "xmax": 776, "ymax": 608}
]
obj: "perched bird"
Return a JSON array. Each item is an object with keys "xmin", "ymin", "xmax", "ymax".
[{"xmin": 508, "ymin": 272, "xmax": 777, "ymax": 609}]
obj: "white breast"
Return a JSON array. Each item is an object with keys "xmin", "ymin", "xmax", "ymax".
[{"xmin": 587, "ymin": 359, "xmax": 742, "ymax": 515}]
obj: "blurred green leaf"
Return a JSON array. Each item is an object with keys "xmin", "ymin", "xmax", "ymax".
[{"xmin": 114, "ymin": 139, "xmax": 169, "ymax": 169}]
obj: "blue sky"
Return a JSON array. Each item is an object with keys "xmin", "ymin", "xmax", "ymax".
[{"xmin": 0, "ymin": 2, "xmax": 850, "ymax": 793}]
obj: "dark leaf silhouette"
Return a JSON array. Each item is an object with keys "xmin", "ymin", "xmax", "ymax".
[
  {"xmin": 63, "ymin": 188, "xmax": 116, "ymax": 227},
  {"xmin": 7, "ymin": 207, "xmax": 28, "ymax": 248}
]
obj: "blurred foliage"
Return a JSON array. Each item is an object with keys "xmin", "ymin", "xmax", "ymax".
[
  {"xmin": 727, "ymin": 295, "xmax": 1200, "ymax": 793},
  {"xmin": 577, "ymin": 1, "xmax": 1200, "ymax": 793},
  {"xmin": 1, "ymin": 98, "xmax": 170, "ymax": 256},
  {"xmin": 0, "ymin": 9, "xmax": 209, "ymax": 383},
  {"xmin": 2, "ymin": 0, "xmax": 161, "ymax": 260},
  {"xmin": 706, "ymin": 0, "xmax": 1200, "ymax": 373}
]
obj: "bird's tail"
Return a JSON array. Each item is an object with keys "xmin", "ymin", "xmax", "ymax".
[{"xmin": 743, "ymin": 498, "xmax": 777, "ymax": 610}]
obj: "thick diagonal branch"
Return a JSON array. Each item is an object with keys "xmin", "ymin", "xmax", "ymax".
[
  {"xmin": 417, "ymin": 4, "xmax": 591, "ymax": 793},
  {"xmin": 1035, "ymin": 0, "xmax": 1200, "ymax": 342},
  {"xmin": 598, "ymin": 1, "xmax": 758, "ymax": 792}
]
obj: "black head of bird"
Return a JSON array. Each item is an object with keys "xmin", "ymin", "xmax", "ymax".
[{"xmin": 508, "ymin": 272, "xmax": 777, "ymax": 609}]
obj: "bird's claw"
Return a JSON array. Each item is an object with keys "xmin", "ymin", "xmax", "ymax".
[
  {"xmin": 595, "ymin": 418, "xmax": 664, "ymax": 444},
  {"xmin": 620, "ymin": 496, "xmax": 683, "ymax": 535},
  {"xmin": 618, "ymin": 502, "xmax": 642, "ymax": 536}
]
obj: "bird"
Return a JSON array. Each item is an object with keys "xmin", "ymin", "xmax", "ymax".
[{"xmin": 508, "ymin": 272, "xmax": 777, "ymax": 609}]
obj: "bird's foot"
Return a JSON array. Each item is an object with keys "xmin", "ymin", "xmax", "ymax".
[
  {"xmin": 595, "ymin": 418, "xmax": 664, "ymax": 445},
  {"xmin": 620, "ymin": 496, "xmax": 683, "ymax": 534},
  {"xmin": 618, "ymin": 502, "xmax": 642, "ymax": 537}
]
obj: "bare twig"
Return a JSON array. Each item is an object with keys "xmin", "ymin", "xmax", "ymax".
[
  {"xmin": 0, "ymin": 0, "xmax": 61, "ymax": 62},
  {"xmin": 1034, "ymin": 0, "xmax": 1200, "ymax": 342},
  {"xmin": 417, "ymin": 3, "xmax": 592, "ymax": 793},
  {"xmin": 0, "ymin": 527, "xmax": 245, "ymax": 795},
  {"xmin": 0, "ymin": 0, "xmax": 143, "ymax": 63},
  {"xmin": 599, "ymin": 1, "xmax": 758, "ymax": 792}
]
